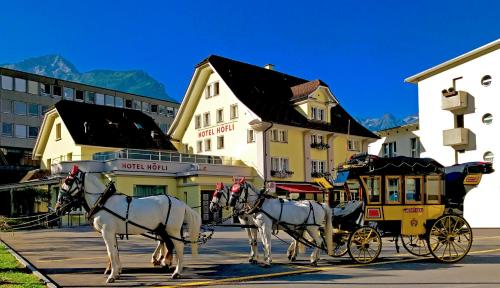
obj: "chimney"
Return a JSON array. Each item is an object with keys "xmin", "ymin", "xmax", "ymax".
[{"xmin": 264, "ymin": 64, "xmax": 275, "ymax": 70}]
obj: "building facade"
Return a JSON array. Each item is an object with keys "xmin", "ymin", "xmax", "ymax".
[
  {"xmin": 368, "ymin": 123, "xmax": 421, "ymax": 158},
  {"xmin": 405, "ymin": 39, "xmax": 499, "ymax": 227},
  {"xmin": 0, "ymin": 67, "xmax": 179, "ymax": 183},
  {"xmin": 169, "ymin": 55, "xmax": 378, "ymax": 194}
]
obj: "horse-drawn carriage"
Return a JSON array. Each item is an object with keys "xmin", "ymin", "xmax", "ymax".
[{"xmin": 327, "ymin": 153, "xmax": 494, "ymax": 264}]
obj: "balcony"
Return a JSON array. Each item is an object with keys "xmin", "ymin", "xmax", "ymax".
[
  {"xmin": 310, "ymin": 142, "xmax": 330, "ymax": 150},
  {"xmin": 311, "ymin": 171, "xmax": 331, "ymax": 178},
  {"xmin": 92, "ymin": 149, "xmax": 224, "ymax": 165},
  {"xmin": 443, "ymin": 128, "xmax": 469, "ymax": 148},
  {"xmin": 442, "ymin": 91, "xmax": 468, "ymax": 112}
]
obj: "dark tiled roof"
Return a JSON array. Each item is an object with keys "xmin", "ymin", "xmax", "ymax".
[
  {"xmin": 204, "ymin": 55, "xmax": 378, "ymax": 139},
  {"xmin": 55, "ymin": 101, "xmax": 176, "ymax": 150}
]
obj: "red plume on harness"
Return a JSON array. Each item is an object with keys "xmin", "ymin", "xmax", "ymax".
[
  {"xmin": 70, "ymin": 165, "xmax": 79, "ymax": 177},
  {"xmin": 213, "ymin": 183, "xmax": 224, "ymax": 197},
  {"xmin": 231, "ymin": 183, "xmax": 241, "ymax": 194}
]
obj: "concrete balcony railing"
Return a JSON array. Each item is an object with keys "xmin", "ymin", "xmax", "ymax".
[
  {"xmin": 442, "ymin": 91, "xmax": 468, "ymax": 112},
  {"xmin": 443, "ymin": 128, "xmax": 469, "ymax": 148}
]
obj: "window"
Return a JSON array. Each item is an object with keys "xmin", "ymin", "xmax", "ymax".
[
  {"xmin": 14, "ymin": 78, "xmax": 27, "ymax": 92},
  {"xmin": 63, "ymin": 87, "xmax": 74, "ymax": 100},
  {"xmin": 14, "ymin": 101, "xmax": 27, "ymax": 115},
  {"xmin": 159, "ymin": 105, "xmax": 166, "ymax": 114},
  {"xmin": 28, "ymin": 126, "xmax": 39, "ymax": 138},
  {"xmin": 27, "ymin": 81, "xmax": 39, "ymax": 95},
  {"xmin": 104, "ymin": 95, "xmax": 114, "ymax": 106},
  {"xmin": 96, "ymin": 93, "xmax": 105, "ymax": 105},
  {"xmin": 204, "ymin": 138, "xmax": 211, "ymax": 151},
  {"xmin": 166, "ymin": 107, "xmax": 174, "ymax": 118},
  {"xmin": 55, "ymin": 123, "xmax": 61, "ymax": 140},
  {"xmin": 482, "ymin": 113, "xmax": 493, "ymax": 125},
  {"xmin": 311, "ymin": 134, "xmax": 324, "ymax": 144},
  {"xmin": 230, "ymin": 104, "xmax": 238, "ymax": 119},
  {"xmin": 216, "ymin": 108, "xmax": 224, "ymax": 123},
  {"xmin": 217, "ymin": 136, "xmax": 224, "ymax": 149},
  {"xmin": 52, "ymin": 85, "xmax": 62, "ymax": 97},
  {"xmin": 197, "ymin": 141, "xmax": 203, "ymax": 153},
  {"xmin": 85, "ymin": 91, "xmax": 96, "ymax": 103},
  {"xmin": 1, "ymin": 75, "xmax": 13, "ymax": 90},
  {"xmin": 2, "ymin": 99, "xmax": 12, "ymax": 113},
  {"xmin": 426, "ymin": 175, "xmax": 442, "ymax": 204},
  {"xmin": 205, "ymin": 82, "xmax": 220, "ymax": 98},
  {"xmin": 133, "ymin": 100, "xmax": 141, "ymax": 110},
  {"xmin": 311, "ymin": 107, "xmax": 325, "ymax": 121},
  {"xmin": 348, "ymin": 139, "xmax": 360, "ymax": 151},
  {"xmin": 361, "ymin": 176, "xmax": 381, "ymax": 204},
  {"xmin": 183, "ymin": 144, "xmax": 189, "ymax": 153},
  {"xmin": 203, "ymin": 112, "xmax": 211, "ymax": 127},
  {"xmin": 151, "ymin": 104, "xmax": 158, "ymax": 113},
  {"xmin": 15, "ymin": 124, "xmax": 27, "ymax": 138},
  {"xmin": 271, "ymin": 157, "xmax": 289, "ymax": 171},
  {"xmin": 67, "ymin": 153, "xmax": 73, "ymax": 161},
  {"xmin": 386, "ymin": 176, "xmax": 401, "ymax": 204},
  {"xmin": 318, "ymin": 109, "xmax": 325, "ymax": 121},
  {"xmin": 1, "ymin": 123, "xmax": 13, "ymax": 136},
  {"xmin": 195, "ymin": 115, "xmax": 201, "ymax": 129},
  {"xmin": 455, "ymin": 114, "xmax": 464, "ymax": 128},
  {"xmin": 40, "ymin": 83, "xmax": 51, "ymax": 96},
  {"xmin": 311, "ymin": 160, "xmax": 326, "ymax": 174},
  {"xmin": 481, "ymin": 75, "xmax": 492, "ymax": 87},
  {"xmin": 410, "ymin": 138, "xmax": 420, "ymax": 158},
  {"xmin": 115, "ymin": 97, "xmax": 123, "ymax": 108},
  {"xmin": 133, "ymin": 185, "xmax": 167, "ymax": 197},
  {"xmin": 28, "ymin": 103, "xmax": 40, "ymax": 116},
  {"xmin": 142, "ymin": 101, "xmax": 150, "ymax": 112},
  {"xmin": 75, "ymin": 90, "xmax": 84, "ymax": 102},
  {"xmin": 382, "ymin": 142, "xmax": 396, "ymax": 157},
  {"xmin": 483, "ymin": 151, "xmax": 494, "ymax": 163},
  {"xmin": 271, "ymin": 129, "xmax": 287, "ymax": 142},
  {"xmin": 405, "ymin": 176, "xmax": 423, "ymax": 203},
  {"xmin": 247, "ymin": 129, "xmax": 255, "ymax": 143},
  {"xmin": 41, "ymin": 105, "xmax": 49, "ymax": 115},
  {"xmin": 311, "ymin": 107, "xmax": 317, "ymax": 120}
]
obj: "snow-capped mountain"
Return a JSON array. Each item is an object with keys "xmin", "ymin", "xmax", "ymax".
[{"xmin": 359, "ymin": 113, "xmax": 418, "ymax": 131}]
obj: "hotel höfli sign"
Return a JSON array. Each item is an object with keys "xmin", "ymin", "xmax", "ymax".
[{"xmin": 197, "ymin": 123, "xmax": 235, "ymax": 138}]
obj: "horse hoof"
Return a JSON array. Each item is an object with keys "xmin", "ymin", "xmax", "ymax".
[
  {"xmin": 106, "ymin": 277, "xmax": 115, "ymax": 283},
  {"xmin": 311, "ymin": 261, "xmax": 318, "ymax": 267},
  {"xmin": 261, "ymin": 263, "xmax": 271, "ymax": 268},
  {"xmin": 290, "ymin": 256, "xmax": 296, "ymax": 262},
  {"xmin": 172, "ymin": 273, "xmax": 181, "ymax": 279},
  {"xmin": 249, "ymin": 259, "xmax": 258, "ymax": 264}
]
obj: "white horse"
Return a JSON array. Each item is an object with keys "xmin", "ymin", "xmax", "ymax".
[
  {"xmin": 228, "ymin": 178, "xmax": 333, "ymax": 266},
  {"xmin": 209, "ymin": 182, "xmax": 260, "ymax": 263},
  {"xmin": 55, "ymin": 166, "xmax": 201, "ymax": 283}
]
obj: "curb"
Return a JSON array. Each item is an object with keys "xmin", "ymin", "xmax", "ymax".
[{"xmin": 1, "ymin": 239, "xmax": 59, "ymax": 288}]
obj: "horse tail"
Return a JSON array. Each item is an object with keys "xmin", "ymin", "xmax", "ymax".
[
  {"xmin": 184, "ymin": 205, "xmax": 201, "ymax": 256},
  {"xmin": 322, "ymin": 203, "xmax": 334, "ymax": 256}
]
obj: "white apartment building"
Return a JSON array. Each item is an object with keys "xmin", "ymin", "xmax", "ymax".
[
  {"xmin": 405, "ymin": 39, "xmax": 499, "ymax": 227},
  {"xmin": 368, "ymin": 123, "xmax": 421, "ymax": 158}
]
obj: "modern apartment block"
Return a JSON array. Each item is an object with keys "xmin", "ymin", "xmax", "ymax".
[{"xmin": 0, "ymin": 67, "xmax": 179, "ymax": 183}]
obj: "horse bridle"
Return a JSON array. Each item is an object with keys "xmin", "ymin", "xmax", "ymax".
[{"xmin": 211, "ymin": 186, "xmax": 229, "ymax": 209}]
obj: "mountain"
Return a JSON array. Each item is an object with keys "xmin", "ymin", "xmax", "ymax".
[
  {"xmin": 359, "ymin": 113, "xmax": 418, "ymax": 131},
  {"xmin": 2, "ymin": 55, "xmax": 174, "ymax": 102}
]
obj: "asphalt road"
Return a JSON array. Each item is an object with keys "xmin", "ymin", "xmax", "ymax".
[{"xmin": 1, "ymin": 226, "xmax": 500, "ymax": 287}]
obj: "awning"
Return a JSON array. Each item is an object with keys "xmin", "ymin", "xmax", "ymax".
[
  {"xmin": 276, "ymin": 184, "xmax": 324, "ymax": 193},
  {"xmin": 312, "ymin": 177, "xmax": 333, "ymax": 189}
]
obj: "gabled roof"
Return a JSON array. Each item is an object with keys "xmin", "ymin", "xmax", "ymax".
[
  {"xmin": 54, "ymin": 100, "xmax": 176, "ymax": 150},
  {"xmin": 202, "ymin": 55, "xmax": 377, "ymax": 138},
  {"xmin": 290, "ymin": 79, "xmax": 324, "ymax": 101}
]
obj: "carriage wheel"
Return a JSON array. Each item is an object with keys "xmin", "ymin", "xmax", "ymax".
[
  {"xmin": 348, "ymin": 226, "xmax": 382, "ymax": 264},
  {"xmin": 427, "ymin": 215, "xmax": 473, "ymax": 263},
  {"xmin": 332, "ymin": 231, "xmax": 349, "ymax": 257},
  {"xmin": 401, "ymin": 234, "xmax": 431, "ymax": 256}
]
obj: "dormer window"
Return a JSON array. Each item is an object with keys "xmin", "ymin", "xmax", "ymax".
[{"xmin": 311, "ymin": 107, "xmax": 325, "ymax": 121}]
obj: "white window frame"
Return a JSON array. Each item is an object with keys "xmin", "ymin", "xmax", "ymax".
[
  {"xmin": 204, "ymin": 138, "xmax": 212, "ymax": 151},
  {"xmin": 196, "ymin": 141, "xmax": 202, "ymax": 153},
  {"xmin": 247, "ymin": 129, "xmax": 255, "ymax": 143},
  {"xmin": 410, "ymin": 138, "xmax": 420, "ymax": 158},
  {"xmin": 348, "ymin": 139, "xmax": 361, "ymax": 151},
  {"xmin": 271, "ymin": 157, "xmax": 289, "ymax": 171},
  {"xmin": 217, "ymin": 136, "xmax": 224, "ymax": 149},
  {"xmin": 195, "ymin": 115, "xmax": 201, "ymax": 129},
  {"xmin": 203, "ymin": 112, "xmax": 211, "ymax": 127},
  {"xmin": 216, "ymin": 108, "xmax": 224, "ymax": 123},
  {"xmin": 230, "ymin": 104, "xmax": 238, "ymax": 119},
  {"xmin": 383, "ymin": 142, "xmax": 397, "ymax": 157}
]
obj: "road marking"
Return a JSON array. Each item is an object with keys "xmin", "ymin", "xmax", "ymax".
[{"xmin": 156, "ymin": 247, "xmax": 500, "ymax": 287}]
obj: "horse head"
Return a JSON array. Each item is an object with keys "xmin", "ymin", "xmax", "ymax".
[
  {"xmin": 210, "ymin": 182, "xmax": 228, "ymax": 212},
  {"xmin": 55, "ymin": 165, "xmax": 85, "ymax": 216},
  {"xmin": 228, "ymin": 177, "xmax": 247, "ymax": 207}
]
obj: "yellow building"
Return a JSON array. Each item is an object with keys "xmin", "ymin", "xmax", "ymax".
[{"xmin": 169, "ymin": 55, "xmax": 378, "ymax": 200}]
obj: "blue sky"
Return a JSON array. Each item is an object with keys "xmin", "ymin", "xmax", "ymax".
[{"xmin": 0, "ymin": 0, "xmax": 498, "ymax": 119}]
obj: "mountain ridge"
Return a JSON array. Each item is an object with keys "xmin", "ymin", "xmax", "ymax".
[
  {"xmin": 2, "ymin": 55, "xmax": 175, "ymax": 102},
  {"xmin": 358, "ymin": 113, "xmax": 419, "ymax": 131}
]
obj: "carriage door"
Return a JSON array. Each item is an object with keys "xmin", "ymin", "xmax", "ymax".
[{"xmin": 201, "ymin": 190, "xmax": 221, "ymax": 224}]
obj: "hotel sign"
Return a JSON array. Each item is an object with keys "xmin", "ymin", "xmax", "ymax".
[
  {"xmin": 120, "ymin": 161, "xmax": 168, "ymax": 172},
  {"xmin": 198, "ymin": 123, "xmax": 235, "ymax": 138}
]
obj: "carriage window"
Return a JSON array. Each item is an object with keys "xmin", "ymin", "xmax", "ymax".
[
  {"xmin": 386, "ymin": 176, "xmax": 402, "ymax": 204},
  {"xmin": 361, "ymin": 176, "xmax": 381, "ymax": 204},
  {"xmin": 405, "ymin": 176, "xmax": 424, "ymax": 204},
  {"xmin": 425, "ymin": 175, "xmax": 442, "ymax": 204}
]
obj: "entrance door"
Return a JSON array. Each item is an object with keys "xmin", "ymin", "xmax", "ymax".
[{"xmin": 201, "ymin": 190, "xmax": 221, "ymax": 224}]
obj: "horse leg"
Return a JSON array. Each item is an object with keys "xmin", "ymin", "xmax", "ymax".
[
  {"xmin": 171, "ymin": 239, "xmax": 184, "ymax": 279},
  {"xmin": 306, "ymin": 227, "xmax": 322, "ymax": 266},
  {"xmin": 260, "ymin": 220, "xmax": 273, "ymax": 267},
  {"xmin": 102, "ymin": 229, "xmax": 120, "ymax": 283},
  {"xmin": 151, "ymin": 241, "xmax": 163, "ymax": 266},
  {"xmin": 162, "ymin": 241, "xmax": 174, "ymax": 268},
  {"xmin": 115, "ymin": 236, "xmax": 122, "ymax": 275},
  {"xmin": 244, "ymin": 225, "xmax": 258, "ymax": 264},
  {"xmin": 287, "ymin": 240, "xmax": 298, "ymax": 261}
]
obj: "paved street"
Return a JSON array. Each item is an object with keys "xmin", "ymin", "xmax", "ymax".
[{"xmin": 1, "ymin": 226, "xmax": 500, "ymax": 287}]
